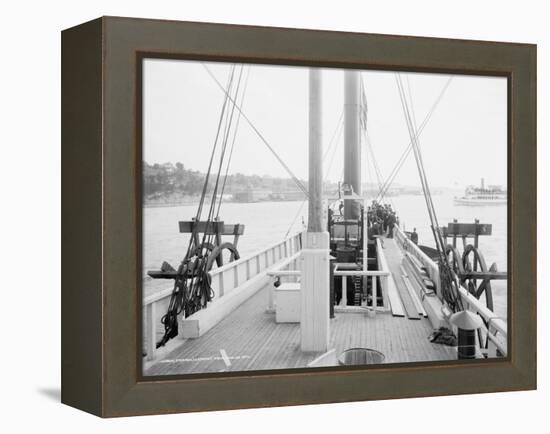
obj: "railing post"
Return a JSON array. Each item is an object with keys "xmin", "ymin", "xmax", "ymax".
[
  {"xmin": 329, "ymin": 257, "xmax": 335, "ymax": 318},
  {"xmin": 372, "ymin": 275, "xmax": 377, "ymax": 308},
  {"xmin": 146, "ymin": 302, "xmax": 156, "ymax": 361},
  {"xmin": 218, "ymin": 273, "xmax": 225, "ymax": 297},
  {"xmin": 341, "ymin": 276, "xmax": 348, "ymax": 306}
]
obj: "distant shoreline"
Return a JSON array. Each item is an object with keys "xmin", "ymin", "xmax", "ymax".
[
  {"xmin": 143, "ymin": 198, "xmax": 303, "ymax": 209},
  {"xmin": 143, "ymin": 190, "xmax": 459, "ymax": 209},
  {"xmin": 144, "ymin": 200, "xmax": 199, "ymax": 208}
]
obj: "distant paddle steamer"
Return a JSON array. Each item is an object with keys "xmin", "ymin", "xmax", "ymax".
[{"xmin": 454, "ymin": 179, "xmax": 507, "ymax": 205}]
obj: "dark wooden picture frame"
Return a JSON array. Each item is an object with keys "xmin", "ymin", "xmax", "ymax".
[{"xmin": 62, "ymin": 16, "xmax": 536, "ymax": 417}]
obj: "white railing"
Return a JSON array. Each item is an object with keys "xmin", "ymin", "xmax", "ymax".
[
  {"xmin": 208, "ymin": 232, "xmax": 304, "ymax": 297},
  {"xmin": 333, "ymin": 263, "xmax": 389, "ymax": 309},
  {"xmin": 394, "ymin": 226, "xmax": 441, "ymax": 296},
  {"xmin": 143, "ymin": 231, "xmax": 305, "ymax": 361},
  {"xmin": 376, "ymin": 237, "xmax": 394, "ymax": 312},
  {"xmin": 457, "ymin": 286, "xmax": 508, "ymax": 356}
]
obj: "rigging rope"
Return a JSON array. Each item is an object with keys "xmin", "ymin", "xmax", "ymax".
[
  {"xmin": 394, "ymin": 73, "xmax": 463, "ymax": 312},
  {"xmin": 359, "ymin": 75, "xmax": 395, "ymax": 209},
  {"xmin": 217, "ymin": 67, "xmax": 251, "ymax": 217},
  {"xmin": 157, "ymin": 65, "xmax": 250, "ymax": 348},
  {"xmin": 376, "ymin": 77, "xmax": 453, "ymax": 202},
  {"xmin": 284, "ymin": 110, "xmax": 345, "ymax": 238},
  {"xmin": 324, "ymin": 112, "xmax": 345, "ymax": 180},
  {"xmin": 364, "ymin": 128, "xmax": 387, "ymax": 202},
  {"xmin": 202, "ymin": 63, "xmax": 309, "ymax": 198}
]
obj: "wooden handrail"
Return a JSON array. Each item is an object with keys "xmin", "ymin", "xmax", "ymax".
[
  {"xmin": 394, "ymin": 226, "xmax": 440, "ymax": 296},
  {"xmin": 209, "ymin": 231, "xmax": 304, "ymax": 277},
  {"xmin": 267, "ymin": 270, "xmax": 300, "ymax": 277},
  {"xmin": 334, "ymin": 270, "xmax": 389, "ymax": 276},
  {"xmin": 143, "ymin": 287, "xmax": 174, "ymax": 306},
  {"xmin": 144, "ymin": 231, "xmax": 304, "ymax": 306}
]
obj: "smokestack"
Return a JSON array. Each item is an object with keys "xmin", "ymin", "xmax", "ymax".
[{"xmin": 344, "ymin": 70, "xmax": 361, "ymax": 219}]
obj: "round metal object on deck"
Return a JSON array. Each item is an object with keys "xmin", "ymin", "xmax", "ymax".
[{"xmin": 338, "ymin": 348, "xmax": 385, "ymax": 366}]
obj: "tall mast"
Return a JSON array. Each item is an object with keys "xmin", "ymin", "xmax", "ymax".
[
  {"xmin": 308, "ymin": 68, "xmax": 323, "ymax": 232},
  {"xmin": 344, "ymin": 70, "xmax": 362, "ymax": 219},
  {"xmin": 300, "ymin": 68, "xmax": 329, "ymax": 352}
]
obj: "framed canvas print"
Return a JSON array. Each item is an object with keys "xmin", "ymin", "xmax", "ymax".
[{"xmin": 61, "ymin": 16, "xmax": 536, "ymax": 417}]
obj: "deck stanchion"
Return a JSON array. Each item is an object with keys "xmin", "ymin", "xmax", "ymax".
[
  {"xmin": 341, "ymin": 277, "xmax": 348, "ymax": 307},
  {"xmin": 372, "ymin": 275, "xmax": 378, "ymax": 308}
]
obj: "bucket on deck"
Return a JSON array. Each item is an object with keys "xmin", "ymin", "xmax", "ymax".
[{"xmin": 338, "ymin": 348, "xmax": 385, "ymax": 366}]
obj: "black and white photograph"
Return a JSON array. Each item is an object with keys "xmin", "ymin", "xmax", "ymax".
[{"xmin": 141, "ymin": 59, "xmax": 508, "ymax": 376}]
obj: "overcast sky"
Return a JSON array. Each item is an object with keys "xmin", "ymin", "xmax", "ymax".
[{"xmin": 143, "ymin": 59, "xmax": 507, "ymax": 189}]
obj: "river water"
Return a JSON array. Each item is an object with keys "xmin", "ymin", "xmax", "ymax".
[{"xmin": 143, "ymin": 191, "xmax": 507, "ymax": 318}]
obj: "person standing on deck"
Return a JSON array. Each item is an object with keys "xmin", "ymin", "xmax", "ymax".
[
  {"xmin": 387, "ymin": 212, "xmax": 396, "ymax": 238},
  {"xmin": 370, "ymin": 218, "xmax": 384, "ymax": 247},
  {"xmin": 372, "ymin": 219, "xmax": 384, "ymax": 236},
  {"xmin": 411, "ymin": 228, "xmax": 419, "ymax": 245}
]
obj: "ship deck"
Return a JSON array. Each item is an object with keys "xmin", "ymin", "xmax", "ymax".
[{"xmin": 145, "ymin": 271, "xmax": 456, "ymax": 376}]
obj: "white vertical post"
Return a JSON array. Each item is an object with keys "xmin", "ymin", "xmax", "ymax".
[
  {"xmin": 218, "ymin": 273, "xmax": 225, "ymax": 297},
  {"xmin": 301, "ymin": 232, "xmax": 330, "ymax": 352},
  {"xmin": 372, "ymin": 275, "xmax": 377, "ymax": 308},
  {"xmin": 341, "ymin": 276, "xmax": 348, "ymax": 307},
  {"xmin": 301, "ymin": 68, "xmax": 329, "ymax": 352}
]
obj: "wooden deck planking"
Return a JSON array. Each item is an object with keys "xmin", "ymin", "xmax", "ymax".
[
  {"xmin": 145, "ymin": 280, "xmax": 455, "ymax": 376},
  {"xmin": 382, "ymin": 239, "xmax": 421, "ymax": 320}
]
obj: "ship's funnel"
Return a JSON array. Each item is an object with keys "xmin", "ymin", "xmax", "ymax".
[{"xmin": 344, "ymin": 70, "xmax": 361, "ymax": 219}]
